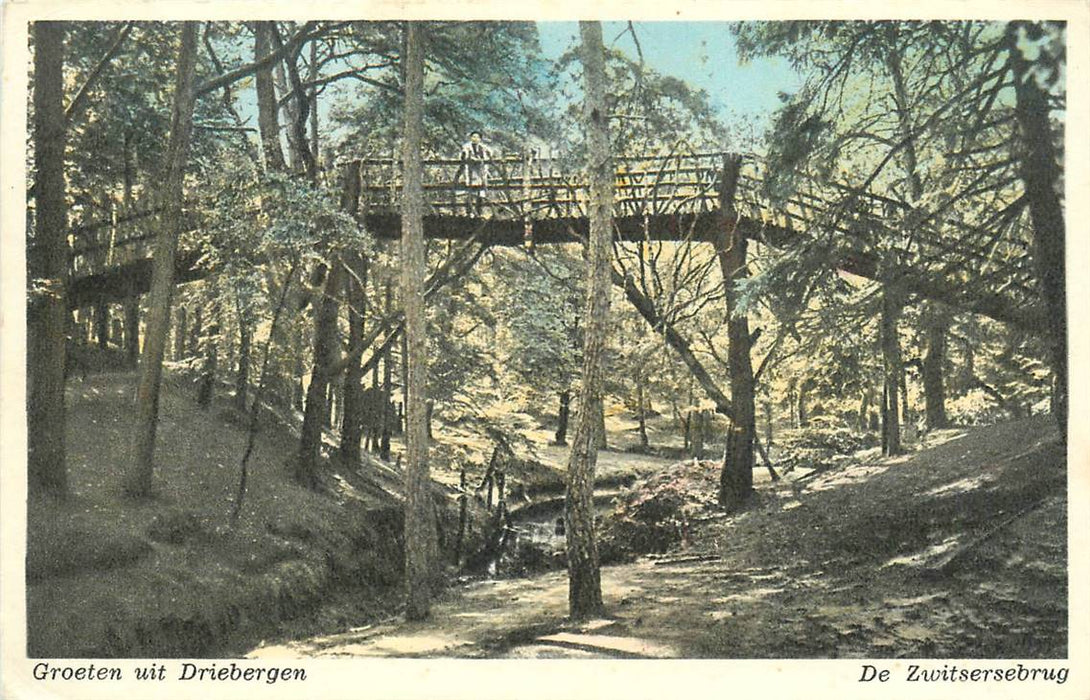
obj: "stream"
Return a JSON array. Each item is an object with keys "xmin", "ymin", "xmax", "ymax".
[
  {"xmin": 507, "ymin": 490, "xmax": 622, "ymax": 546},
  {"xmin": 483, "ymin": 485, "xmax": 628, "ymax": 576},
  {"xmin": 478, "ymin": 447, "xmax": 688, "ymax": 574}
]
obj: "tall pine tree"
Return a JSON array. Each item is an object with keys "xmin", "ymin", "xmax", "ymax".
[
  {"xmin": 402, "ymin": 21, "xmax": 438, "ymax": 621},
  {"xmin": 28, "ymin": 21, "xmax": 69, "ymax": 498},
  {"xmin": 564, "ymin": 20, "xmax": 611, "ymax": 621},
  {"xmin": 125, "ymin": 22, "xmax": 200, "ymax": 498}
]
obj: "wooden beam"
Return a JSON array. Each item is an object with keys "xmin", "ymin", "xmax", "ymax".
[{"xmin": 67, "ymin": 249, "xmax": 203, "ymax": 309}]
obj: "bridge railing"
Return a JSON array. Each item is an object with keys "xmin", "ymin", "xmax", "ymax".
[
  {"xmin": 358, "ymin": 151, "xmax": 729, "ymax": 220},
  {"xmin": 733, "ymin": 163, "xmax": 1037, "ymax": 303},
  {"xmin": 66, "ymin": 204, "xmax": 163, "ymax": 282},
  {"xmin": 65, "ymin": 152, "xmax": 734, "ymax": 278}
]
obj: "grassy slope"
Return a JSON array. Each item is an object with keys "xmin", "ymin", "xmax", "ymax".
[
  {"xmin": 27, "ymin": 370, "xmax": 412, "ymax": 657},
  {"xmin": 668, "ymin": 415, "xmax": 1068, "ymax": 657}
]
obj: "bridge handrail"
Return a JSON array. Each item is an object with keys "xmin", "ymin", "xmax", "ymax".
[{"xmin": 348, "ymin": 150, "xmax": 731, "ymax": 168}]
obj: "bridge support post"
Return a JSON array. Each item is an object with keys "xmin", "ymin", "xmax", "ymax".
[
  {"xmin": 522, "ymin": 149, "xmax": 534, "ymax": 250},
  {"xmin": 124, "ymin": 288, "xmax": 140, "ymax": 367}
]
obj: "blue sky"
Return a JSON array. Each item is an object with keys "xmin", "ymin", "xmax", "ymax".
[
  {"xmin": 244, "ymin": 21, "xmax": 803, "ymax": 154},
  {"xmin": 536, "ymin": 21, "xmax": 802, "ymax": 134}
]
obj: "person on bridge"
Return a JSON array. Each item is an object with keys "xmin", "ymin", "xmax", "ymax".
[{"xmin": 459, "ymin": 130, "xmax": 493, "ymax": 216}]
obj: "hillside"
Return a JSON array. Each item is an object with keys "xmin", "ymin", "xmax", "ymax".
[{"xmin": 27, "ymin": 369, "xmax": 434, "ymax": 657}]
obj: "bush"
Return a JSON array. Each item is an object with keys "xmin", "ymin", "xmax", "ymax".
[
  {"xmin": 147, "ymin": 510, "xmax": 213, "ymax": 545},
  {"xmin": 598, "ymin": 459, "xmax": 720, "ymax": 562},
  {"xmin": 775, "ymin": 425, "xmax": 876, "ymax": 473},
  {"xmin": 27, "ymin": 524, "xmax": 152, "ymax": 581}
]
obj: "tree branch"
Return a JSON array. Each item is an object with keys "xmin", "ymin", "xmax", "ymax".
[
  {"xmin": 194, "ymin": 21, "xmax": 335, "ymax": 97},
  {"xmin": 611, "ymin": 265, "xmax": 736, "ymax": 421},
  {"xmin": 318, "ymin": 236, "xmax": 489, "ymax": 379},
  {"xmin": 65, "ymin": 21, "xmax": 135, "ymax": 123}
]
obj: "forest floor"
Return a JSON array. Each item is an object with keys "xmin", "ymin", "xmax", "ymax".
[
  {"xmin": 25, "ymin": 366, "xmax": 1068, "ymax": 659},
  {"xmin": 248, "ymin": 416, "xmax": 1068, "ymax": 659}
]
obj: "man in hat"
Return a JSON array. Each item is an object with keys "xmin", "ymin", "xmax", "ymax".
[{"xmin": 459, "ymin": 130, "xmax": 493, "ymax": 215}]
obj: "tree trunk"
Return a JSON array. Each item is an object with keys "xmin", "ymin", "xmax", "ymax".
[
  {"xmin": 322, "ymin": 380, "xmax": 334, "ymax": 429},
  {"xmin": 125, "ymin": 22, "xmax": 199, "ymax": 498},
  {"xmin": 691, "ymin": 410, "xmax": 705, "ymax": 459},
  {"xmin": 1007, "ymin": 22, "xmax": 1067, "ymax": 439},
  {"xmin": 890, "ymin": 47, "xmax": 921, "ymax": 439},
  {"xmin": 329, "ymin": 381, "xmax": 342, "ymax": 431},
  {"xmin": 764, "ymin": 398, "xmax": 774, "ymax": 451},
  {"xmin": 196, "ymin": 293, "xmax": 219, "ymax": 409},
  {"xmin": 755, "ymin": 435, "xmax": 779, "ymax": 481},
  {"xmin": 636, "ymin": 375, "xmax": 649, "ymax": 449},
  {"xmin": 594, "ymin": 399, "xmax": 607, "ymax": 450},
  {"xmin": 309, "ymin": 38, "xmax": 320, "ymax": 167},
  {"xmin": 297, "ymin": 265, "xmax": 341, "ymax": 488},
  {"xmin": 380, "ymin": 281, "xmax": 394, "ymax": 459},
  {"xmin": 74, "ymin": 308, "xmax": 89, "ymax": 346},
  {"xmin": 455, "ymin": 468, "xmax": 468, "ymax": 566},
  {"xmin": 273, "ymin": 59, "xmax": 299, "ymax": 170},
  {"xmin": 564, "ymin": 21, "xmax": 611, "ymax": 621},
  {"xmin": 922, "ymin": 305, "xmax": 949, "ymax": 430},
  {"xmin": 124, "ymin": 295, "xmax": 140, "ymax": 367},
  {"xmin": 554, "ymin": 389, "xmax": 571, "ymax": 445},
  {"xmin": 224, "ymin": 311, "xmax": 236, "ymax": 378},
  {"xmin": 880, "ymin": 289, "xmax": 904, "ymax": 456},
  {"xmin": 402, "ymin": 22, "xmax": 437, "ymax": 622},
  {"xmin": 230, "ymin": 260, "xmax": 300, "ymax": 525},
  {"xmin": 339, "ymin": 249, "xmax": 368, "ymax": 465},
  {"xmin": 369, "ymin": 355, "xmax": 381, "ymax": 453},
  {"xmin": 683, "ymin": 382, "xmax": 693, "ymax": 450},
  {"xmin": 189, "ymin": 306, "xmax": 202, "ymax": 357},
  {"xmin": 234, "ymin": 299, "xmax": 252, "ymax": 413},
  {"xmin": 269, "ymin": 23, "xmax": 316, "ymax": 180},
  {"xmin": 292, "ymin": 327, "xmax": 305, "ymax": 411},
  {"xmin": 28, "ymin": 20, "xmax": 69, "ymax": 498},
  {"xmin": 94, "ymin": 301, "xmax": 109, "ymax": 349},
  {"xmin": 715, "ymin": 154, "xmax": 755, "ymax": 508},
  {"xmin": 253, "ymin": 21, "xmax": 286, "ymax": 172},
  {"xmin": 401, "ymin": 332, "xmax": 409, "ymax": 435},
  {"xmin": 296, "ymin": 164, "xmax": 359, "ymax": 488},
  {"xmin": 899, "ymin": 367, "xmax": 911, "ymax": 433}
]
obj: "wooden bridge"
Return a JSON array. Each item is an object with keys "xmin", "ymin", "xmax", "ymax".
[{"xmin": 63, "ymin": 150, "xmax": 1042, "ymax": 335}]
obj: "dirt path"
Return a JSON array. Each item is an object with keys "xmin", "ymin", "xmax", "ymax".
[
  {"xmin": 535, "ymin": 444, "xmax": 677, "ymax": 481},
  {"xmin": 248, "ymin": 418, "xmax": 1066, "ymax": 660}
]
